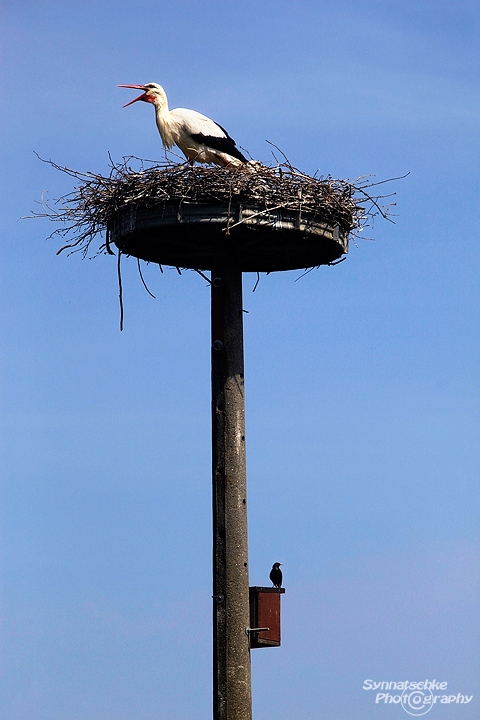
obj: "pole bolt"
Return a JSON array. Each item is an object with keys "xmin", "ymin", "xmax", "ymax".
[
  {"xmin": 212, "ymin": 277, "xmax": 223, "ymax": 287},
  {"xmin": 213, "ymin": 340, "xmax": 223, "ymax": 351}
]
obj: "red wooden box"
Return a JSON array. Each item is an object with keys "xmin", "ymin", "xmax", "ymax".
[{"xmin": 249, "ymin": 586, "xmax": 285, "ymax": 649}]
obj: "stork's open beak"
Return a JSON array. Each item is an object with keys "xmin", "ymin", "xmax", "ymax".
[{"xmin": 118, "ymin": 84, "xmax": 147, "ymax": 107}]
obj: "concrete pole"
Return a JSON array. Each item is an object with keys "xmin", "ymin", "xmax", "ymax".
[{"xmin": 211, "ymin": 264, "xmax": 252, "ymax": 720}]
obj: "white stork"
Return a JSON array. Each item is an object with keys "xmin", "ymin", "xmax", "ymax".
[{"xmin": 118, "ymin": 82, "xmax": 248, "ymax": 167}]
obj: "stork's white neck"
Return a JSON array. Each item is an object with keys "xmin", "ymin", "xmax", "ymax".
[
  {"xmin": 149, "ymin": 89, "xmax": 168, "ymax": 112},
  {"xmin": 154, "ymin": 103, "xmax": 178, "ymax": 150}
]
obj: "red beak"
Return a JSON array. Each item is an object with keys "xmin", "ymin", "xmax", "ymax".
[{"xmin": 118, "ymin": 84, "xmax": 147, "ymax": 107}]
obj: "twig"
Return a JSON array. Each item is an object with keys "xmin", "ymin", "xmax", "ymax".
[
  {"xmin": 194, "ymin": 269, "xmax": 212, "ymax": 285},
  {"xmin": 117, "ymin": 250, "xmax": 124, "ymax": 331},
  {"xmin": 137, "ymin": 258, "xmax": 156, "ymax": 298},
  {"xmin": 222, "ymin": 203, "xmax": 286, "ymax": 232}
]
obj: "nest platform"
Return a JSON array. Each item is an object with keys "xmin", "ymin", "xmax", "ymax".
[
  {"xmin": 109, "ymin": 199, "xmax": 348, "ymax": 272},
  {"xmin": 105, "ymin": 163, "xmax": 359, "ymax": 271},
  {"xmin": 38, "ymin": 159, "xmax": 378, "ymax": 271}
]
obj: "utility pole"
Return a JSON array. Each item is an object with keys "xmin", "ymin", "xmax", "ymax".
[{"xmin": 211, "ymin": 264, "xmax": 252, "ymax": 720}]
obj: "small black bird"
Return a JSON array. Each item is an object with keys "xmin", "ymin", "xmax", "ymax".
[{"xmin": 269, "ymin": 562, "xmax": 283, "ymax": 588}]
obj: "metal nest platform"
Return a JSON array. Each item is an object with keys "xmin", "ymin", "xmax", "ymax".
[
  {"xmin": 109, "ymin": 199, "xmax": 349, "ymax": 272},
  {"xmin": 33, "ymin": 157, "xmax": 392, "ymax": 273},
  {"xmin": 107, "ymin": 162, "xmax": 357, "ymax": 272}
]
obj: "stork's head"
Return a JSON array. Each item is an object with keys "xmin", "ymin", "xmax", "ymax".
[{"xmin": 118, "ymin": 83, "xmax": 167, "ymax": 108}]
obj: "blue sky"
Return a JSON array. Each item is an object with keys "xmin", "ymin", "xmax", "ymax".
[{"xmin": 1, "ymin": 1, "xmax": 479, "ymax": 718}]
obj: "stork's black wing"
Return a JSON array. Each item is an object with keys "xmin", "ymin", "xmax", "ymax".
[{"xmin": 189, "ymin": 131, "xmax": 247, "ymax": 163}]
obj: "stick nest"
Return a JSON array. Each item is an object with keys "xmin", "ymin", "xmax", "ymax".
[{"xmin": 31, "ymin": 155, "xmax": 397, "ymax": 261}]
